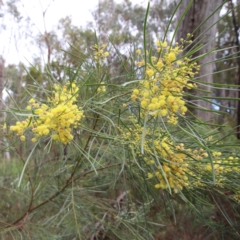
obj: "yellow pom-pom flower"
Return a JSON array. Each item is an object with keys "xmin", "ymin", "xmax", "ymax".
[{"xmin": 10, "ymin": 81, "xmax": 84, "ymax": 145}]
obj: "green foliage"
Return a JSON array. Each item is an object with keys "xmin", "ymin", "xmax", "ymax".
[{"xmin": 1, "ymin": 1, "xmax": 240, "ymax": 240}]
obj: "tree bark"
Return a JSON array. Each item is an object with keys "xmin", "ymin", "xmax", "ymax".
[
  {"xmin": 0, "ymin": 57, "xmax": 10, "ymax": 160},
  {"xmin": 0, "ymin": 57, "xmax": 5, "ymax": 158},
  {"xmin": 0, "ymin": 56, "xmax": 3, "ymax": 121},
  {"xmin": 228, "ymin": 0, "xmax": 240, "ymax": 139},
  {"xmin": 176, "ymin": 0, "xmax": 222, "ymax": 122}
]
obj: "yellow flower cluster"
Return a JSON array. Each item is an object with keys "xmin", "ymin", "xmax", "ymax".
[
  {"xmin": 120, "ymin": 122, "xmax": 209, "ymax": 193},
  {"xmin": 233, "ymin": 192, "xmax": 240, "ymax": 203},
  {"xmin": 97, "ymin": 82, "xmax": 106, "ymax": 93},
  {"xmin": 92, "ymin": 43, "xmax": 109, "ymax": 60},
  {"xmin": 10, "ymin": 81, "xmax": 84, "ymax": 145},
  {"xmin": 122, "ymin": 121, "xmax": 240, "ymax": 194},
  {"xmin": 133, "ymin": 41, "xmax": 199, "ymax": 124},
  {"xmin": 146, "ymin": 137, "xmax": 191, "ymax": 193},
  {"xmin": 205, "ymin": 153, "xmax": 239, "ymax": 174}
]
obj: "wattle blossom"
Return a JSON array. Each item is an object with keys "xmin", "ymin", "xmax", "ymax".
[
  {"xmin": 132, "ymin": 40, "xmax": 199, "ymax": 125},
  {"xmin": 10, "ymin": 81, "xmax": 84, "ymax": 145}
]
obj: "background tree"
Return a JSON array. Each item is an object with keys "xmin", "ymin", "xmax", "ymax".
[
  {"xmin": 176, "ymin": 0, "xmax": 223, "ymax": 122},
  {"xmin": 211, "ymin": 0, "xmax": 240, "ymax": 138},
  {"xmin": 226, "ymin": 0, "xmax": 240, "ymax": 138},
  {"xmin": 31, "ymin": 0, "xmax": 175, "ymax": 84},
  {"xmin": 0, "ymin": 56, "xmax": 7, "ymax": 159}
]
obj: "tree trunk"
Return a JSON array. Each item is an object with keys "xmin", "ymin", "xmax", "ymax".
[
  {"xmin": 0, "ymin": 57, "xmax": 5, "ymax": 157},
  {"xmin": 0, "ymin": 56, "xmax": 3, "ymax": 122},
  {"xmin": 176, "ymin": 0, "xmax": 222, "ymax": 122},
  {"xmin": 0, "ymin": 57, "xmax": 10, "ymax": 160},
  {"xmin": 228, "ymin": 0, "xmax": 240, "ymax": 139}
]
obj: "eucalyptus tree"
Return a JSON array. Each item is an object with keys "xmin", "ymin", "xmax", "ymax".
[
  {"xmin": 33, "ymin": 0, "xmax": 175, "ymax": 83},
  {"xmin": 213, "ymin": 1, "xmax": 239, "ymax": 126},
  {"xmin": 176, "ymin": 0, "xmax": 223, "ymax": 122}
]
